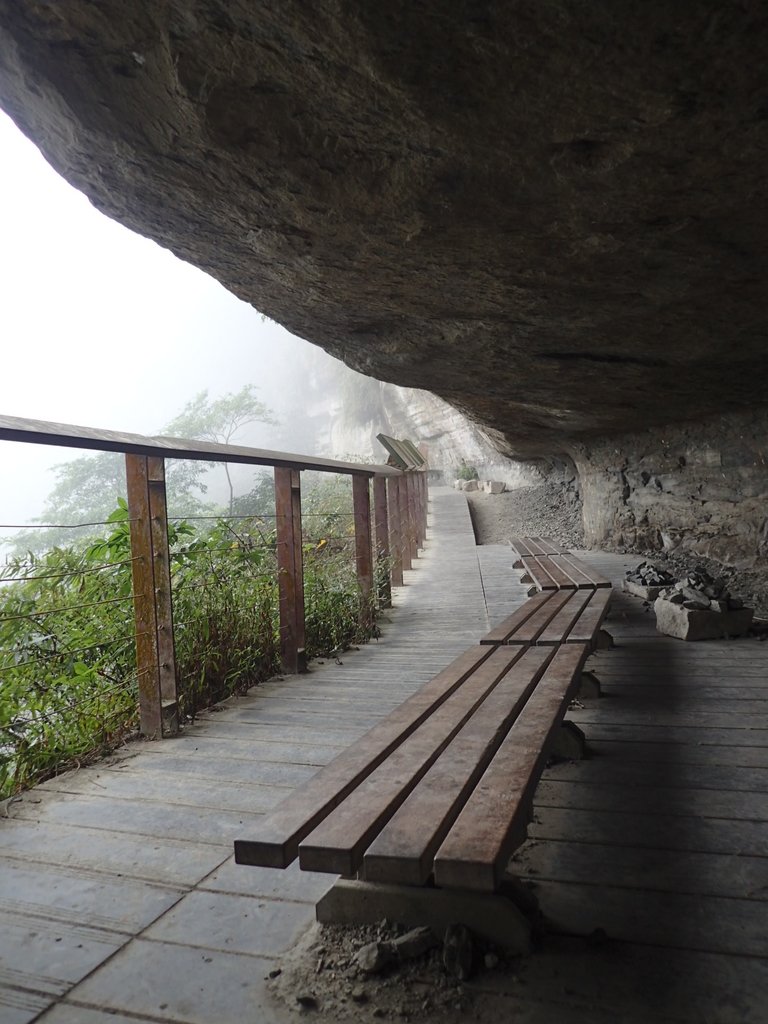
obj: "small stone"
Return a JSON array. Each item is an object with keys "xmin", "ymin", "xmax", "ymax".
[
  {"xmin": 351, "ymin": 986, "xmax": 368, "ymax": 1004},
  {"xmin": 356, "ymin": 940, "xmax": 396, "ymax": 975},
  {"xmin": 391, "ymin": 926, "xmax": 439, "ymax": 962},
  {"xmin": 484, "ymin": 952, "xmax": 500, "ymax": 970},
  {"xmin": 296, "ymin": 993, "xmax": 318, "ymax": 1009},
  {"xmin": 268, "ymin": 968, "xmax": 282, "ymax": 979}
]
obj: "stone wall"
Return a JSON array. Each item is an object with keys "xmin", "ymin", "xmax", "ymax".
[{"xmin": 574, "ymin": 407, "xmax": 768, "ymax": 568}]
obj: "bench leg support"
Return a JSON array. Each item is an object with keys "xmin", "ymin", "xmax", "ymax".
[
  {"xmin": 316, "ymin": 878, "xmax": 531, "ymax": 955},
  {"xmin": 551, "ymin": 720, "xmax": 586, "ymax": 760},
  {"xmin": 498, "ymin": 872, "xmax": 541, "ymax": 919},
  {"xmin": 594, "ymin": 628, "xmax": 614, "ymax": 651},
  {"xmin": 579, "ymin": 671, "xmax": 602, "ymax": 699}
]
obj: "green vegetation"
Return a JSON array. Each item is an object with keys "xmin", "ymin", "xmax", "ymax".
[
  {"xmin": 0, "ymin": 473, "xmax": 377, "ymax": 799},
  {"xmin": 456, "ymin": 462, "xmax": 479, "ymax": 481}
]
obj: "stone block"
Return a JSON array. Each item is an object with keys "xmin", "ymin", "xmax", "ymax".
[
  {"xmin": 316, "ymin": 878, "xmax": 531, "ymax": 954},
  {"xmin": 463, "ymin": 480, "xmax": 479, "ymax": 492},
  {"xmin": 622, "ymin": 579, "xmax": 667, "ymax": 601},
  {"xmin": 579, "ymin": 671, "xmax": 602, "ymax": 699},
  {"xmin": 551, "ymin": 720, "xmax": 586, "ymax": 760},
  {"xmin": 654, "ymin": 599, "xmax": 754, "ymax": 641},
  {"xmin": 488, "ymin": 480, "xmax": 506, "ymax": 494}
]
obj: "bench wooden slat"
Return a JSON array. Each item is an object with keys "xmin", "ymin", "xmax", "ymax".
[
  {"xmin": 533, "ymin": 555, "xmax": 577, "ymax": 590},
  {"xmin": 536, "ymin": 590, "xmax": 594, "ymax": 645},
  {"xmin": 362, "ymin": 647, "xmax": 556, "ymax": 886},
  {"xmin": 547, "ymin": 554, "xmax": 593, "ymax": 589},
  {"xmin": 509, "ymin": 536, "xmax": 538, "ymax": 558},
  {"xmin": 565, "ymin": 587, "xmax": 612, "ymax": 644},
  {"xmin": 432, "ymin": 643, "xmax": 590, "ymax": 892},
  {"xmin": 480, "ymin": 591, "xmax": 556, "ymax": 645},
  {"xmin": 560, "ymin": 553, "xmax": 612, "ymax": 588},
  {"xmin": 528, "ymin": 536, "xmax": 561, "ymax": 555},
  {"xmin": 233, "ymin": 644, "xmax": 497, "ymax": 868},
  {"xmin": 520, "ymin": 556, "xmax": 558, "ymax": 591},
  {"xmin": 512, "ymin": 589, "xmax": 574, "ymax": 644},
  {"xmin": 298, "ymin": 646, "xmax": 526, "ymax": 876}
]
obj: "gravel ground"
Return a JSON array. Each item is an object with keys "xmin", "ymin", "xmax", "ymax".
[
  {"xmin": 467, "ymin": 483, "xmax": 768, "ymax": 618},
  {"xmin": 466, "ymin": 483, "xmax": 585, "ymax": 550}
]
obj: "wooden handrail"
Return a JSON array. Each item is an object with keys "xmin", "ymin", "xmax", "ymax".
[
  {"xmin": 0, "ymin": 414, "xmax": 400, "ymax": 478},
  {"xmin": 2, "ymin": 415, "xmax": 428, "ymax": 738}
]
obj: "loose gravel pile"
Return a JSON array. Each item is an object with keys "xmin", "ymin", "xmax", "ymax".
[{"xmin": 466, "ymin": 483, "xmax": 584, "ymax": 550}]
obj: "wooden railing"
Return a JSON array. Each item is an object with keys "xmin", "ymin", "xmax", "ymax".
[{"xmin": 0, "ymin": 415, "xmax": 428, "ymax": 740}]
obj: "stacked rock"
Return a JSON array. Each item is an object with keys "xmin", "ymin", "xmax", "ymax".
[
  {"xmin": 656, "ymin": 567, "xmax": 744, "ymax": 612},
  {"xmin": 625, "ymin": 562, "xmax": 676, "ymax": 589}
]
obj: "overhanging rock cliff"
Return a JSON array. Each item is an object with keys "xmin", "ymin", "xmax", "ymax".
[{"xmin": 1, "ymin": 3, "xmax": 767, "ymax": 562}]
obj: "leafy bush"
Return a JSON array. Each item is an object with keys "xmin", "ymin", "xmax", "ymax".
[
  {"xmin": 456, "ymin": 462, "xmax": 479, "ymax": 481},
  {"xmin": 0, "ymin": 484, "xmax": 379, "ymax": 798}
]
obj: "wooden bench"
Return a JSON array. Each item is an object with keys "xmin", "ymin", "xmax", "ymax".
[
  {"xmin": 509, "ymin": 536, "xmax": 611, "ymax": 592},
  {"xmin": 480, "ymin": 588, "xmax": 612, "ymax": 650},
  {"xmin": 234, "ymin": 640, "xmax": 592, "ymax": 948}
]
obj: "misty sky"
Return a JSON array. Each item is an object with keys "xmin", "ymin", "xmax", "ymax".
[{"xmin": 0, "ymin": 110, "xmax": 342, "ymax": 525}]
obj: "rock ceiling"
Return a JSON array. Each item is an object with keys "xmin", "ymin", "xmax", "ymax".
[{"xmin": 1, "ymin": 2, "xmax": 767, "ymax": 455}]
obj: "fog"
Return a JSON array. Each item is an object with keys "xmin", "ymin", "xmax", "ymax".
[{"xmin": 0, "ymin": 109, "xmax": 384, "ymax": 531}]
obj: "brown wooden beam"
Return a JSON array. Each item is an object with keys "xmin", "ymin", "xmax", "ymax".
[
  {"xmin": 353, "ymin": 474, "xmax": 374, "ymax": 630},
  {"xmin": 0, "ymin": 413, "xmax": 399, "ymax": 478},
  {"xmin": 373, "ymin": 476, "xmax": 392, "ymax": 608},
  {"xmin": 397, "ymin": 474, "xmax": 412, "ymax": 572},
  {"xmin": 275, "ymin": 467, "xmax": 306, "ymax": 673},
  {"xmin": 387, "ymin": 476, "xmax": 404, "ymax": 587},
  {"xmin": 405, "ymin": 474, "xmax": 419, "ymax": 561},
  {"xmin": 125, "ymin": 454, "xmax": 179, "ymax": 738}
]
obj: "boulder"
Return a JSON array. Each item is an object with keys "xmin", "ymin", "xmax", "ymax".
[{"xmin": 654, "ymin": 599, "xmax": 754, "ymax": 641}]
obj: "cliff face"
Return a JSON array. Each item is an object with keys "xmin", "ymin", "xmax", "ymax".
[
  {"xmin": 1, "ymin": 3, "xmax": 767, "ymax": 563},
  {"xmin": 329, "ymin": 384, "xmax": 544, "ymax": 489},
  {"xmin": 575, "ymin": 407, "xmax": 768, "ymax": 568}
]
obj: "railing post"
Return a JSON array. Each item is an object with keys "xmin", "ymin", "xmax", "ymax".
[
  {"xmin": 405, "ymin": 473, "xmax": 419, "ymax": 560},
  {"xmin": 275, "ymin": 467, "xmax": 306, "ymax": 674},
  {"xmin": 126, "ymin": 454, "xmax": 179, "ymax": 739},
  {"xmin": 420, "ymin": 471, "xmax": 428, "ymax": 540},
  {"xmin": 397, "ymin": 474, "xmax": 412, "ymax": 572},
  {"xmin": 386, "ymin": 476, "xmax": 404, "ymax": 587},
  {"xmin": 372, "ymin": 475, "xmax": 392, "ymax": 608},
  {"xmin": 352, "ymin": 474, "xmax": 374, "ymax": 628},
  {"xmin": 412, "ymin": 472, "xmax": 424, "ymax": 549}
]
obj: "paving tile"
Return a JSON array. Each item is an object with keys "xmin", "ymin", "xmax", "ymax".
[
  {"xmin": 10, "ymin": 791, "xmax": 260, "ymax": 845},
  {"xmin": 40, "ymin": 765, "xmax": 298, "ymax": 815},
  {"xmin": 37, "ymin": 1008, "xmax": 159, "ymax": 1024},
  {"xmin": 0, "ymin": 908, "xmax": 126, "ymax": 998},
  {"xmin": 0, "ymin": 859, "xmax": 183, "ymax": 933},
  {"xmin": 0, "ymin": 984, "xmax": 52, "ymax": 1024},
  {"xmin": 142, "ymin": 890, "xmax": 315, "ymax": 957},
  {"xmin": 0, "ymin": 819, "xmax": 227, "ymax": 887},
  {"xmin": 200, "ymin": 856, "xmax": 332, "ymax": 903},
  {"xmin": 68, "ymin": 938, "xmax": 292, "ymax": 1023}
]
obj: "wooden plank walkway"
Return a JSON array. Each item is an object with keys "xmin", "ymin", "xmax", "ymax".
[{"xmin": 0, "ymin": 492, "xmax": 766, "ymax": 1023}]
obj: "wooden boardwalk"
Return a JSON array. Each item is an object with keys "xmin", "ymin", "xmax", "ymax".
[{"xmin": 1, "ymin": 488, "xmax": 767, "ymax": 1023}]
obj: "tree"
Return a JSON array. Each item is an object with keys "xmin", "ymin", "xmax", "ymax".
[
  {"xmin": 163, "ymin": 386, "xmax": 277, "ymax": 515},
  {"xmin": 9, "ymin": 387, "xmax": 277, "ymax": 555}
]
